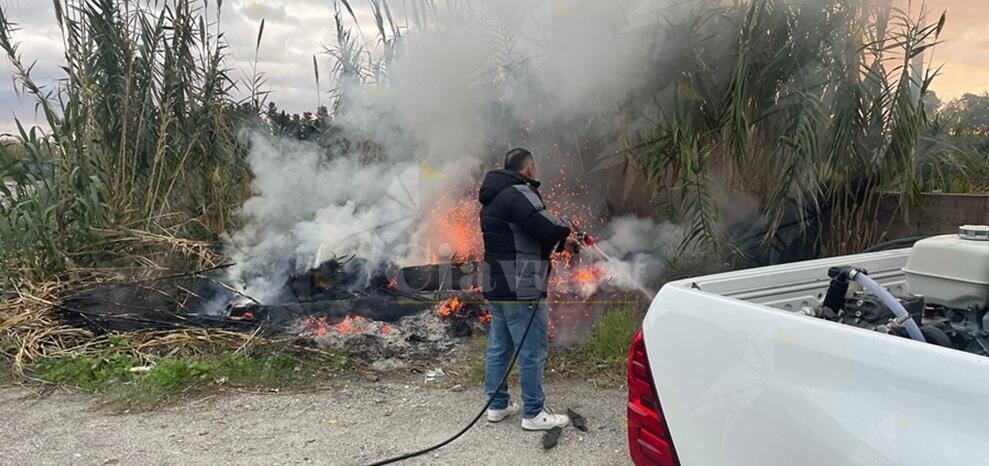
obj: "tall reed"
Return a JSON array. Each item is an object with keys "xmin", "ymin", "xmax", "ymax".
[
  {"xmin": 0, "ymin": 0, "xmax": 251, "ymax": 281},
  {"xmin": 629, "ymin": 0, "xmax": 947, "ymax": 255}
]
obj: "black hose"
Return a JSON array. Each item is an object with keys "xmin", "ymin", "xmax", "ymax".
[
  {"xmin": 823, "ymin": 267, "xmax": 853, "ymax": 313},
  {"xmin": 366, "ymin": 301, "xmax": 542, "ymax": 465}
]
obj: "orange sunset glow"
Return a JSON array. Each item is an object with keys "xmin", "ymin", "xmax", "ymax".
[{"xmin": 899, "ymin": 0, "xmax": 989, "ymax": 99}]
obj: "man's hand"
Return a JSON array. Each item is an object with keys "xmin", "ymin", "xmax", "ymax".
[{"xmin": 564, "ymin": 237, "xmax": 581, "ymax": 254}]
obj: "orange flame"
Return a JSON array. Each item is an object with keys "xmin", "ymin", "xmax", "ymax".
[
  {"xmin": 438, "ymin": 297, "xmax": 463, "ymax": 317},
  {"xmin": 575, "ymin": 267, "xmax": 599, "ymax": 283},
  {"xmin": 430, "ymin": 187, "xmax": 484, "ymax": 262},
  {"xmin": 426, "ymin": 170, "xmax": 602, "ymax": 265},
  {"xmin": 306, "ymin": 315, "xmax": 373, "ymax": 336},
  {"xmin": 306, "ymin": 316, "xmax": 330, "ymax": 336},
  {"xmin": 335, "ymin": 315, "xmax": 366, "ymax": 334}
]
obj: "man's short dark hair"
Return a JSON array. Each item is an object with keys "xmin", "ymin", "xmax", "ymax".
[{"xmin": 504, "ymin": 148, "xmax": 533, "ymax": 172}]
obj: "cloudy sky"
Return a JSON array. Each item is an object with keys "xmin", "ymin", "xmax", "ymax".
[
  {"xmin": 0, "ymin": 0, "xmax": 343, "ymax": 133},
  {"xmin": 0, "ymin": 0, "xmax": 986, "ymax": 134}
]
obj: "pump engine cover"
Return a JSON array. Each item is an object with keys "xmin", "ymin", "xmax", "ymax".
[{"xmin": 903, "ymin": 225, "xmax": 989, "ymax": 309}]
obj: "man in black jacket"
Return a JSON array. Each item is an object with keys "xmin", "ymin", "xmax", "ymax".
[{"xmin": 478, "ymin": 148, "xmax": 577, "ymax": 430}]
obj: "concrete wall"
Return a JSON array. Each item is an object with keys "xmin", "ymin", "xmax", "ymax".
[{"xmin": 880, "ymin": 193, "xmax": 989, "ymax": 238}]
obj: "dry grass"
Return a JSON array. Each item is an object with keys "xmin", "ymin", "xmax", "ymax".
[
  {"xmin": 0, "ymin": 2, "xmax": 272, "ymax": 388},
  {"xmin": 1, "ymin": 277, "xmax": 110, "ymax": 371},
  {"xmin": 1, "ymin": 273, "xmax": 350, "ymax": 413},
  {"xmin": 0, "ymin": 229, "xmax": 345, "ymax": 386},
  {"xmin": 0, "ymin": 286, "xmax": 341, "ymax": 377}
]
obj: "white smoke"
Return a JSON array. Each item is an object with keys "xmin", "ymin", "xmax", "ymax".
[
  {"xmin": 225, "ymin": 133, "xmax": 430, "ymax": 302},
  {"xmin": 226, "ymin": 0, "xmax": 697, "ymax": 301},
  {"xmin": 591, "ymin": 216, "xmax": 684, "ymax": 290}
]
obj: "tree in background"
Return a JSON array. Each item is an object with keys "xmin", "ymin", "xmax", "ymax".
[
  {"xmin": 921, "ymin": 93, "xmax": 989, "ymax": 192},
  {"xmin": 940, "ymin": 93, "xmax": 989, "ymax": 149},
  {"xmin": 264, "ymin": 102, "xmax": 330, "ymax": 142}
]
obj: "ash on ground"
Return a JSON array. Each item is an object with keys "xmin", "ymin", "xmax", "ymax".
[{"xmin": 297, "ymin": 295, "xmax": 491, "ymax": 368}]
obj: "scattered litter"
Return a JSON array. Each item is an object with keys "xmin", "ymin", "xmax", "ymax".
[
  {"xmin": 449, "ymin": 384, "xmax": 464, "ymax": 392},
  {"xmin": 568, "ymin": 408, "xmax": 588, "ymax": 432},
  {"xmin": 424, "ymin": 368, "xmax": 446, "ymax": 383},
  {"xmin": 128, "ymin": 365, "xmax": 153, "ymax": 374},
  {"xmin": 543, "ymin": 426, "xmax": 563, "ymax": 450},
  {"xmin": 319, "ymin": 412, "xmax": 344, "ymax": 427}
]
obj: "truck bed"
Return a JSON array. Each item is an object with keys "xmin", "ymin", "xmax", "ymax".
[{"xmin": 643, "ymin": 249, "xmax": 989, "ymax": 466}]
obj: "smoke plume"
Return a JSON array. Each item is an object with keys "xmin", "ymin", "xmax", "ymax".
[
  {"xmin": 226, "ymin": 0, "xmax": 697, "ymax": 301},
  {"xmin": 591, "ymin": 216, "xmax": 684, "ymax": 290}
]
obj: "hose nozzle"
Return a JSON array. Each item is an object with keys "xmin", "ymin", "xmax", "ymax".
[
  {"xmin": 570, "ymin": 223, "xmax": 596, "ymax": 247},
  {"xmin": 582, "ymin": 234, "xmax": 596, "ymax": 246}
]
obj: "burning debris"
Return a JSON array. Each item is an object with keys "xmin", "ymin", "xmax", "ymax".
[
  {"xmin": 304, "ymin": 315, "xmax": 389, "ymax": 337},
  {"xmin": 54, "ymin": 245, "xmax": 633, "ymax": 363},
  {"xmin": 54, "ymin": 258, "xmax": 501, "ymax": 365},
  {"xmin": 438, "ymin": 297, "xmax": 463, "ymax": 317},
  {"xmin": 289, "ymin": 293, "xmax": 494, "ymax": 366},
  {"xmin": 53, "ymin": 171, "xmax": 657, "ymax": 364}
]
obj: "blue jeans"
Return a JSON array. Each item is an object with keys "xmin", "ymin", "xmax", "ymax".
[{"xmin": 483, "ymin": 300, "xmax": 549, "ymax": 419}]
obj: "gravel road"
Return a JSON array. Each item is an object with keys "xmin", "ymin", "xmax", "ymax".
[{"xmin": 0, "ymin": 377, "xmax": 631, "ymax": 465}]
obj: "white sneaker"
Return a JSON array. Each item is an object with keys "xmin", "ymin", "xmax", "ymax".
[
  {"xmin": 487, "ymin": 402, "xmax": 521, "ymax": 422},
  {"xmin": 521, "ymin": 409, "xmax": 570, "ymax": 431}
]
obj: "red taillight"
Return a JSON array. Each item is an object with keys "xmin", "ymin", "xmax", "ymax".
[{"xmin": 627, "ymin": 328, "xmax": 680, "ymax": 466}]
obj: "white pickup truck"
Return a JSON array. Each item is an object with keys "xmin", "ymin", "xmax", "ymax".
[{"xmin": 627, "ymin": 226, "xmax": 989, "ymax": 466}]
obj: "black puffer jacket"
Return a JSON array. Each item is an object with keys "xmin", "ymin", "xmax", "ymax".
[{"xmin": 478, "ymin": 170, "xmax": 572, "ymax": 301}]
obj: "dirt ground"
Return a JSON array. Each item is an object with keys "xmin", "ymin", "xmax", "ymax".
[{"xmin": 0, "ymin": 376, "xmax": 631, "ymax": 466}]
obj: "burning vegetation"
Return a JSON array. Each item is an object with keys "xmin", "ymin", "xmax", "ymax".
[
  {"xmin": 47, "ymin": 159, "xmax": 647, "ymax": 366},
  {"xmin": 53, "ymin": 211, "xmax": 624, "ymax": 365},
  {"xmin": 305, "ymin": 315, "xmax": 394, "ymax": 337},
  {"xmin": 438, "ymin": 297, "xmax": 463, "ymax": 317}
]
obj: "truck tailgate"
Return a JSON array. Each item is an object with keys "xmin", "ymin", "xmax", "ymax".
[{"xmin": 644, "ymin": 254, "xmax": 989, "ymax": 466}]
